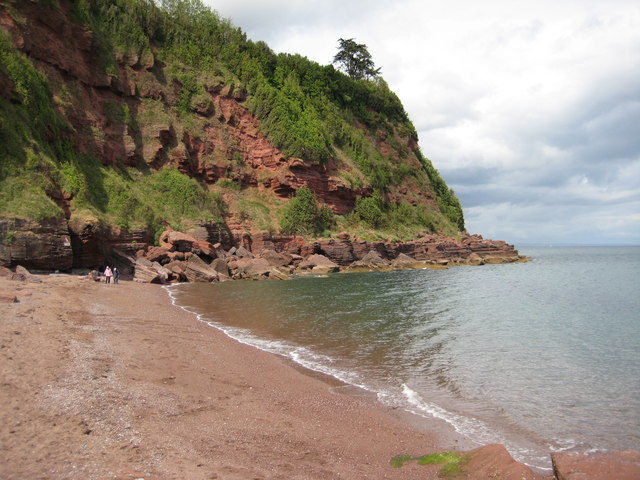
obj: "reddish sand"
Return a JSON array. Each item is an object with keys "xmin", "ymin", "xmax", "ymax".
[{"xmin": 0, "ymin": 275, "xmax": 543, "ymax": 479}]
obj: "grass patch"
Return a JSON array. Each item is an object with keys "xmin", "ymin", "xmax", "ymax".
[
  {"xmin": 390, "ymin": 451, "xmax": 468, "ymax": 478},
  {"xmin": 238, "ymin": 198, "xmax": 275, "ymax": 233}
]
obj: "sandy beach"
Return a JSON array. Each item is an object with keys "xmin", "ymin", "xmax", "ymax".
[{"xmin": 0, "ymin": 274, "xmax": 541, "ymax": 480}]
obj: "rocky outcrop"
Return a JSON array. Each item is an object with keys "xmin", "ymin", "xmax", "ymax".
[
  {"xmin": 183, "ymin": 255, "xmax": 219, "ymax": 283},
  {"xmin": 269, "ymin": 159, "xmax": 372, "ymax": 215},
  {"xmin": 462, "ymin": 444, "xmax": 537, "ymax": 480},
  {"xmin": 133, "ymin": 258, "xmax": 170, "ymax": 284},
  {"xmin": 159, "ymin": 230, "xmax": 217, "ymax": 260},
  {"xmin": 229, "ymin": 257, "xmax": 271, "ymax": 279},
  {"xmin": 67, "ymin": 216, "xmax": 153, "ymax": 269},
  {"xmin": 4, "ymin": 0, "xmax": 109, "ymax": 89},
  {"xmin": 183, "ymin": 220, "xmax": 234, "ymax": 250},
  {"xmin": 552, "ymin": 450, "xmax": 640, "ymax": 480},
  {"xmin": 298, "ymin": 254, "xmax": 340, "ymax": 274},
  {"xmin": 243, "ymin": 232, "xmax": 525, "ymax": 268},
  {"xmin": 0, "ymin": 264, "xmax": 42, "ymax": 283},
  {"xmin": 0, "ymin": 216, "xmax": 526, "ymax": 279},
  {"xmin": 68, "ymin": 215, "xmax": 106, "ymax": 268},
  {"xmin": 345, "ymin": 250, "xmax": 392, "ymax": 272},
  {"xmin": 0, "ymin": 217, "xmax": 72, "ymax": 271}
]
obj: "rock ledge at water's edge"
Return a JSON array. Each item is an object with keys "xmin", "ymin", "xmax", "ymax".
[{"xmin": 0, "ymin": 216, "xmax": 529, "ymax": 280}]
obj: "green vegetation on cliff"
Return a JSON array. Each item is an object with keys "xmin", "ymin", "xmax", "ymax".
[{"xmin": 0, "ymin": 0, "xmax": 465, "ymax": 240}]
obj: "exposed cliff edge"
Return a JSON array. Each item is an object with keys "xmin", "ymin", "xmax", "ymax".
[{"xmin": 1, "ymin": 0, "xmax": 519, "ymax": 273}]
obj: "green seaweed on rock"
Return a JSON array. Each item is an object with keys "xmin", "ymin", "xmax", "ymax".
[{"xmin": 390, "ymin": 451, "xmax": 468, "ymax": 477}]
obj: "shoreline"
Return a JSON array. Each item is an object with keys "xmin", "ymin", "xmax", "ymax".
[
  {"xmin": 0, "ymin": 274, "xmax": 543, "ymax": 479},
  {"xmin": 164, "ymin": 281, "xmax": 483, "ymax": 452},
  {"xmin": 165, "ymin": 277, "xmax": 556, "ymax": 474}
]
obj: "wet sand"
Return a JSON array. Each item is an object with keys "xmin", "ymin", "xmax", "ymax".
[{"xmin": 0, "ymin": 275, "xmax": 542, "ymax": 479}]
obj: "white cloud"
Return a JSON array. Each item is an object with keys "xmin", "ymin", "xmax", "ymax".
[{"xmin": 205, "ymin": 0, "xmax": 640, "ymax": 245}]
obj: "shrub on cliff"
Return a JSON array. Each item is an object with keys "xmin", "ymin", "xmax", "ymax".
[
  {"xmin": 279, "ymin": 187, "xmax": 333, "ymax": 236},
  {"xmin": 355, "ymin": 194, "xmax": 385, "ymax": 228}
]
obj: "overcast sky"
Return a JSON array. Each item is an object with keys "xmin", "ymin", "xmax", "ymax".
[{"xmin": 205, "ymin": 0, "xmax": 640, "ymax": 245}]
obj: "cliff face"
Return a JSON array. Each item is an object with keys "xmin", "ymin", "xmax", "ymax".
[{"xmin": 0, "ymin": 0, "xmax": 479, "ymax": 270}]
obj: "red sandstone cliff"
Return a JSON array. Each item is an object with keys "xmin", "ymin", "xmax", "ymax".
[{"xmin": 0, "ymin": 0, "xmax": 492, "ymax": 270}]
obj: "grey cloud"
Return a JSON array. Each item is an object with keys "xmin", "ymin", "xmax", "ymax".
[
  {"xmin": 207, "ymin": 0, "xmax": 388, "ymax": 46},
  {"xmin": 202, "ymin": 0, "xmax": 640, "ymax": 244}
]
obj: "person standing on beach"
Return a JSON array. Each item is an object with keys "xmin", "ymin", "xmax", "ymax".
[
  {"xmin": 113, "ymin": 267, "xmax": 119, "ymax": 284},
  {"xmin": 104, "ymin": 266, "xmax": 113, "ymax": 284}
]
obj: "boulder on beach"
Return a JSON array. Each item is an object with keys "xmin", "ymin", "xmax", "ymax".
[
  {"xmin": 158, "ymin": 230, "xmax": 217, "ymax": 258},
  {"xmin": 14, "ymin": 265, "xmax": 42, "ymax": 283},
  {"xmin": 133, "ymin": 258, "xmax": 170, "ymax": 284},
  {"xmin": 461, "ymin": 444, "xmax": 538, "ymax": 479},
  {"xmin": 234, "ymin": 246, "xmax": 254, "ymax": 259},
  {"xmin": 345, "ymin": 250, "xmax": 391, "ymax": 272},
  {"xmin": 552, "ymin": 450, "xmax": 640, "ymax": 480},
  {"xmin": 298, "ymin": 254, "xmax": 339, "ymax": 274},
  {"xmin": 391, "ymin": 253, "xmax": 423, "ymax": 269},
  {"xmin": 232, "ymin": 257, "xmax": 272, "ymax": 279},
  {"xmin": 183, "ymin": 255, "xmax": 219, "ymax": 283},
  {"xmin": 210, "ymin": 257, "xmax": 230, "ymax": 277},
  {"xmin": 258, "ymin": 248, "xmax": 293, "ymax": 268}
]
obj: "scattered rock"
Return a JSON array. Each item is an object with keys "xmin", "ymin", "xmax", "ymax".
[
  {"xmin": 145, "ymin": 246, "xmax": 172, "ymax": 264},
  {"xmin": 232, "ymin": 257, "xmax": 271, "ymax": 279},
  {"xmin": 391, "ymin": 253, "xmax": 425, "ymax": 269},
  {"xmin": 268, "ymin": 267, "xmax": 292, "ymax": 280},
  {"xmin": 183, "ymin": 255, "xmax": 219, "ymax": 283},
  {"xmin": 298, "ymin": 254, "xmax": 339, "ymax": 274},
  {"xmin": 159, "ymin": 230, "xmax": 217, "ymax": 258},
  {"xmin": 234, "ymin": 246, "xmax": 254, "ymax": 259},
  {"xmin": 346, "ymin": 250, "xmax": 391, "ymax": 272},
  {"xmin": 209, "ymin": 258, "xmax": 230, "ymax": 277},
  {"xmin": 133, "ymin": 258, "xmax": 170, "ymax": 284},
  {"xmin": 258, "ymin": 249, "xmax": 293, "ymax": 268}
]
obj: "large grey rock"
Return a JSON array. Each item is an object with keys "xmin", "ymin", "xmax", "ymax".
[
  {"xmin": 235, "ymin": 246, "xmax": 254, "ymax": 259},
  {"xmin": 258, "ymin": 249, "xmax": 293, "ymax": 267},
  {"xmin": 133, "ymin": 258, "xmax": 170, "ymax": 283},
  {"xmin": 345, "ymin": 250, "xmax": 391, "ymax": 272},
  {"xmin": 232, "ymin": 257, "xmax": 271, "ymax": 278},
  {"xmin": 209, "ymin": 257, "xmax": 230, "ymax": 277},
  {"xmin": 267, "ymin": 267, "xmax": 292, "ymax": 280},
  {"xmin": 298, "ymin": 254, "xmax": 339, "ymax": 274},
  {"xmin": 183, "ymin": 255, "xmax": 219, "ymax": 282}
]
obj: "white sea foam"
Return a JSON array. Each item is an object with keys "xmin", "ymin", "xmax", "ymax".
[
  {"xmin": 165, "ymin": 284, "xmax": 554, "ymax": 471},
  {"xmin": 164, "ymin": 284, "xmax": 369, "ymax": 390},
  {"xmin": 400, "ymin": 384, "xmax": 552, "ymax": 470}
]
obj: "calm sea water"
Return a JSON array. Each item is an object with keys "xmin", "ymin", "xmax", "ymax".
[{"xmin": 166, "ymin": 246, "xmax": 640, "ymax": 470}]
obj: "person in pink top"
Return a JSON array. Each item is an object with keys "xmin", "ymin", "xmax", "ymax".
[{"xmin": 104, "ymin": 266, "xmax": 113, "ymax": 284}]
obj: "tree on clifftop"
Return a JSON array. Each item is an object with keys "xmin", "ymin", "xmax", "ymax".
[{"xmin": 333, "ymin": 38, "xmax": 381, "ymax": 80}]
